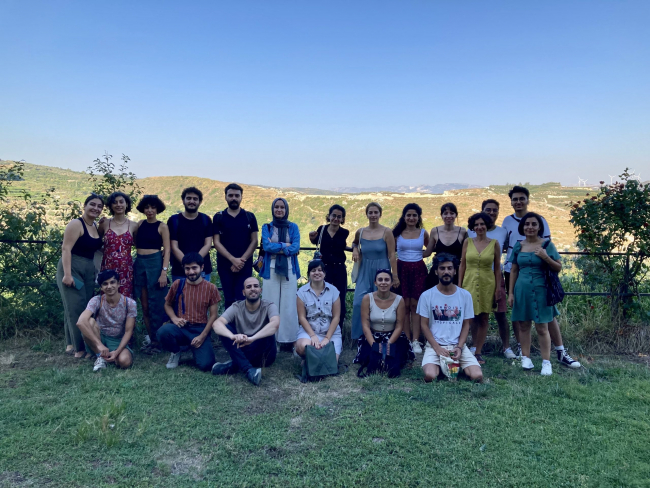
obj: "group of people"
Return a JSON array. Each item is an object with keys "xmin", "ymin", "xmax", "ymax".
[{"xmin": 56, "ymin": 183, "xmax": 581, "ymax": 385}]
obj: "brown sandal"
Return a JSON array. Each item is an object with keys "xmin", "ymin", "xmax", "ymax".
[{"xmin": 475, "ymin": 353, "xmax": 486, "ymax": 365}]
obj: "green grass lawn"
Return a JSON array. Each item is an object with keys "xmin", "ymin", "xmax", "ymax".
[{"xmin": 1, "ymin": 340, "xmax": 649, "ymax": 488}]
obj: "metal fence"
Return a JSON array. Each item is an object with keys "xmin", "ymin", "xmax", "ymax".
[{"xmin": 1, "ymin": 239, "xmax": 648, "ymax": 297}]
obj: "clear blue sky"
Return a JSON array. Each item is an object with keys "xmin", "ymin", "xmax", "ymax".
[{"xmin": 1, "ymin": 0, "xmax": 648, "ymax": 189}]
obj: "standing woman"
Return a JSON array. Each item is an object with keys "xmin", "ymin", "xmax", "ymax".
[
  {"xmin": 260, "ymin": 198, "xmax": 301, "ymax": 347},
  {"xmin": 507, "ymin": 212, "xmax": 561, "ymax": 376},
  {"xmin": 354, "ymin": 270, "xmax": 413, "ymax": 377},
  {"xmin": 57, "ymin": 193, "xmax": 105, "ymax": 358},
  {"xmin": 458, "ymin": 212, "xmax": 501, "ymax": 364},
  {"xmin": 424, "ymin": 202, "xmax": 467, "ymax": 287},
  {"xmin": 99, "ymin": 192, "xmax": 139, "ymax": 298},
  {"xmin": 308, "ymin": 204, "xmax": 349, "ymax": 328},
  {"xmin": 134, "ymin": 195, "xmax": 171, "ymax": 352},
  {"xmin": 392, "ymin": 203, "xmax": 429, "ymax": 353},
  {"xmin": 351, "ymin": 202, "xmax": 399, "ymax": 340}
]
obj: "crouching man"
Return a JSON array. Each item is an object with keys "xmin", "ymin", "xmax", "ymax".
[
  {"xmin": 158, "ymin": 252, "xmax": 221, "ymax": 371},
  {"xmin": 417, "ymin": 253, "xmax": 483, "ymax": 382},
  {"xmin": 211, "ymin": 277, "xmax": 279, "ymax": 386},
  {"xmin": 77, "ymin": 269, "xmax": 136, "ymax": 372}
]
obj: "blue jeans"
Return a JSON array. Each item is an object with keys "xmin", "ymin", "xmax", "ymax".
[
  {"xmin": 219, "ymin": 323, "xmax": 277, "ymax": 373},
  {"xmin": 157, "ymin": 323, "xmax": 216, "ymax": 372}
]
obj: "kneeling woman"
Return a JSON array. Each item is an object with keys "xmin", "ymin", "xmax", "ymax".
[
  {"xmin": 354, "ymin": 270, "xmax": 414, "ymax": 377},
  {"xmin": 295, "ymin": 259, "xmax": 342, "ymax": 361}
]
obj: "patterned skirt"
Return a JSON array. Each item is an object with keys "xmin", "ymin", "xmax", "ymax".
[{"xmin": 397, "ymin": 259, "xmax": 428, "ymax": 299}]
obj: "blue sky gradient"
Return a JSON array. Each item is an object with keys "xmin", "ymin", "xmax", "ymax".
[{"xmin": 1, "ymin": 0, "xmax": 648, "ymax": 188}]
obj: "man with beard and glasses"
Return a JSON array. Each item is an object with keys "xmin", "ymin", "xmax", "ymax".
[
  {"xmin": 167, "ymin": 187, "xmax": 214, "ymax": 283},
  {"xmin": 502, "ymin": 186, "xmax": 580, "ymax": 369},
  {"xmin": 211, "ymin": 277, "xmax": 279, "ymax": 386},
  {"xmin": 417, "ymin": 253, "xmax": 483, "ymax": 382},
  {"xmin": 213, "ymin": 183, "xmax": 259, "ymax": 309},
  {"xmin": 158, "ymin": 253, "xmax": 221, "ymax": 371}
]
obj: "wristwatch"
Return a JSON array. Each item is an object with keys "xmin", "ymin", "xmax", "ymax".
[{"xmin": 162, "ymin": 266, "xmax": 168, "ymax": 271}]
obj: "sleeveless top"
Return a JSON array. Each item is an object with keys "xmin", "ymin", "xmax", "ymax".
[
  {"xmin": 71, "ymin": 218, "xmax": 102, "ymax": 259},
  {"xmin": 397, "ymin": 229, "xmax": 425, "ymax": 262},
  {"xmin": 368, "ymin": 293, "xmax": 402, "ymax": 332},
  {"xmin": 136, "ymin": 221, "xmax": 163, "ymax": 249},
  {"xmin": 433, "ymin": 227, "xmax": 463, "ymax": 259}
]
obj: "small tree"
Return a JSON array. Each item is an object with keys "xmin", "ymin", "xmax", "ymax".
[
  {"xmin": 86, "ymin": 152, "xmax": 142, "ymax": 207},
  {"xmin": 568, "ymin": 169, "xmax": 650, "ymax": 318}
]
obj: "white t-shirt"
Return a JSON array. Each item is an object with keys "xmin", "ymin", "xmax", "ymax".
[
  {"xmin": 417, "ymin": 286, "xmax": 474, "ymax": 346},
  {"xmin": 502, "ymin": 214, "xmax": 551, "ymax": 272},
  {"xmin": 467, "ymin": 225, "xmax": 508, "ymax": 270}
]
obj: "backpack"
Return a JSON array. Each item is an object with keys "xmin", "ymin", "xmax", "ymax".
[
  {"xmin": 213, "ymin": 209, "xmax": 256, "ymax": 233},
  {"xmin": 173, "ymin": 278, "xmax": 186, "ymax": 316},
  {"xmin": 169, "ymin": 212, "xmax": 212, "ymax": 238}
]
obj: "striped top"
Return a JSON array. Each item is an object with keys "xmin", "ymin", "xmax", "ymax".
[{"xmin": 165, "ymin": 279, "xmax": 221, "ymax": 324}]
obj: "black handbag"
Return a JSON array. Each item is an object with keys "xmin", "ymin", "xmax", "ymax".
[
  {"xmin": 296, "ymin": 342, "xmax": 341, "ymax": 383},
  {"xmin": 542, "ymin": 240, "xmax": 565, "ymax": 306}
]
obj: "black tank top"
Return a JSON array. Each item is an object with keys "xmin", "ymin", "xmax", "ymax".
[
  {"xmin": 136, "ymin": 221, "xmax": 163, "ymax": 249},
  {"xmin": 433, "ymin": 227, "xmax": 463, "ymax": 259},
  {"xmin": 71, "ymin": 218, "xmax": 102, "ymax": 259}
]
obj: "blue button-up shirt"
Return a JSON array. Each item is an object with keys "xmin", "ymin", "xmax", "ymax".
[{"xmin": 296, "ymin": 282, "xmax": 340, "ymax": 335}]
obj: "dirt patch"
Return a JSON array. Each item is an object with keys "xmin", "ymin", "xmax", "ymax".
[{"xmin": 154, "ymin": 443, "xmax": 209, "ymax": 480}]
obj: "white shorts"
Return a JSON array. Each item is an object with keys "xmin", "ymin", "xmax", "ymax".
[
  {"xmin": 421, "ymin": 344, "xmax": 480, "ymax": 370},
  {"xmin": 296, "ymin": 326, "xmax": 343, "ymax": 355}
]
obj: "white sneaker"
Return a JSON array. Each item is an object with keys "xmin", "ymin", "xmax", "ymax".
[
  {"xmin": 411, "ymin": 341, "xmax": 423, "ymax": 354},
  {"xmin": 469, "ymin": 346, "xmax": 476, "ymax": 354},
  {"xmin": 521, "ymin": 356, "xmax": 534, "ymax": 370},
  {"xmin": 541, "ymin": 361, "xmax": 553, "ymax": 376},
  {"xmin": 142, "ymin": 334, "xmax": 152, "ymax": 347},
  {"xmin": 503, "ymin": 347, "xmax": 517, "ymax": 359},
  {"xmin": 93, "ymin": 356, "xmax": 107, "ymax": 372},
  {"xmin": 166, "ymin": 352, "xmax": 181, "ymax": 369}
]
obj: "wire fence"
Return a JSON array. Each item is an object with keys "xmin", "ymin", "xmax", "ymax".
[{"xmin": 1, "ymin": 239, "xmax": 648, "ymax": 297}]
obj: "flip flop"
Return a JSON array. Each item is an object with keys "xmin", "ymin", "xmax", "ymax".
[{"xmin": 475, "ymin": 354, "xmax": 486, "ymax": 365}]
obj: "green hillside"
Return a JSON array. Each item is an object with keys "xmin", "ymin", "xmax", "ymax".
[{"xmin": 3, "ymin": 162, "xmax": 591, "ymax": 275}]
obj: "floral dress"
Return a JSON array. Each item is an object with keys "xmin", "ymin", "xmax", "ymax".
[{"xmin": 101, "ymin": 221, "xmax": 134, "ymax": 298}]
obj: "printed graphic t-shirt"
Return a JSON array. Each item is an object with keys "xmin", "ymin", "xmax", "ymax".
[
  {"xmin": 86, "ymin": 295, "xmax": 137, "ymax": 337},
  {"xmin": 417, "ymin": 286, "xmax": 475, "ymax": 345}
]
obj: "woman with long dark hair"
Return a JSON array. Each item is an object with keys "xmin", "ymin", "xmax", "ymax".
[
  {"xmin": 424, "ymin": 202, "xmax": 467, "ymax": 288},
  {"xmin": 309, "ymin": 204, "xmax": 349, "ymax": 328},
  {"xmin": 260, "ymin": 198, "xmax": 301, "ymax": 347},
  {"xmin": 392, "ymin": 203, "xmax": 429, "ymax": 353},
  {"xmin": 57, "ymin": 193, "xmax": 105, "ymax": 358},
  {"xmin": 508, "ymin": 212, "xmax": 562, "ymax": 376},
  {"xmin": 99, "ymin": 191, "xmax": 139, "ymax": 298},
  {"xmin": 134, "ymin": 195, "xmax": 171, "ymax": 352}
]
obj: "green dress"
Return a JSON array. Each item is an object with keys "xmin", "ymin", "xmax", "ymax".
[
  {"xmin": 509, "ymin": 240, "xmax": 560, "ymax": 323},
  {"xmin": 461, "ymin": 238, "xmax": 496, "ymax": 315}
]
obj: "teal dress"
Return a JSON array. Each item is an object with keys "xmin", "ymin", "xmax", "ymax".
[
  {"xmin": 351, "ymin": 237, "xmax": 390, "ymax": 339},
  {"xmin": 509, "ymin": 240, "xmax": 560, "ymax": 323}
]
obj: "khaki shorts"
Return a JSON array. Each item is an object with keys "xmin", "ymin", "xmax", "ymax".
[{"xmin": 421, "ymin": 344, "xmax": 480, "ymax": 370}]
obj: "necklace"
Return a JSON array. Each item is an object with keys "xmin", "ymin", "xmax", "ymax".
[{"xmin": 112, "ymin": 217, "xmax": 128, "ymax": 226}]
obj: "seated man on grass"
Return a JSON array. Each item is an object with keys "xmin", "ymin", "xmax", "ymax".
[
  {"xmin": 211, "ymin": 277, "xmax": 279, "ymax": 386},
  {"xmin": 158, "ymin": 252, "xmax": 221, "ymax": 372},
  {"xmin": 417, "ymin": 253, "xmax": 483, "ymax": 383},
  {"xmin": 77, "ymin": 269, "xmax": 136, "ymax": 372}
]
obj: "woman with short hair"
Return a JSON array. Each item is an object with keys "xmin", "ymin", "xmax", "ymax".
[
  {"xmin": 458, "ymin": 212, "xmax": 501, "ymax": 364},
  {"xmin": 350, "ymin": 202, "xmax": 399, "ymax": 340},
  {"xmin": 424, "ymin": 202, "xmax": 467, "ymax": 287},
  {"xmin": 392, "ymin": 203, "xmax": 429, "ymax": 353},
  {"xmin": 57, "ymin": 193, "xmax": 105, "ymax": 358},
  {"xmin": 354, "ymin": 269, "xmax": 413, "ymax": 377},
  {"xmin": 260, "ymin": 198, "xmax": 301, "ymax": 347},
  {"xmin": 309, "ymin": 204, "xmax": 349, "ymax": 328},
  {"xmin": 507, "ymin": 212, "xmax": 562, "ymax": 376},
  {"xmin": 134, "ymin": 195, "xmax": 171, "ymax": 352},
  {"xmin": 295, "ymin": 259, "xmax": 342, "ymax": 361},
  {"xmin": 99, "ymin": 191, "xmax": 139, "ymax": 298}
]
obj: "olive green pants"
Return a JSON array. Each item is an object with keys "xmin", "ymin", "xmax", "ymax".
[{"xmin": 56, "ymin": 255, "xmax": 96, "ymax": 353}]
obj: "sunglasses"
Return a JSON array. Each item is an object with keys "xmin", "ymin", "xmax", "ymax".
[{"xmin": 143, "ymin": 194, "xmax": 158, "ymax": 198}]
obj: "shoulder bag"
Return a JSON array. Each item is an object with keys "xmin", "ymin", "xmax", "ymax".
[
  {"xmin": 351, "ymin": 228, "xmax": 363, "ymax": 283},
  {"xmin": 297, "ymin": 341, "xmax": 339, "ymax": 383},
  {"xmin": 542, "ymin": 240, "xmax": 565, "ymax": 306},
  {"xmin": 313, "ymin": 224, "xmax": 326, "ymax": 260}
]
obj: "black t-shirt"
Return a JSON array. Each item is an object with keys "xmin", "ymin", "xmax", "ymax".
[
  {"xmin": 314, "ymin": 225, "xmax": 349, "ymax": 265},
  {"xmin": 213, "ymin": 209, "xmax": 259, "ymax": 266},
  {"xmin": 167, "ymin": 212, "xmax": 214, "ymax": 276}
]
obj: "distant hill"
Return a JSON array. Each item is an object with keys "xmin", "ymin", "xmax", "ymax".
[
  {"xmin": 3, "ymin": 162, "xmax": 593, "ymax": 274},
  {"xmin": 331, "ymin": 184, "xmax": 483, "ymax": 194}
]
